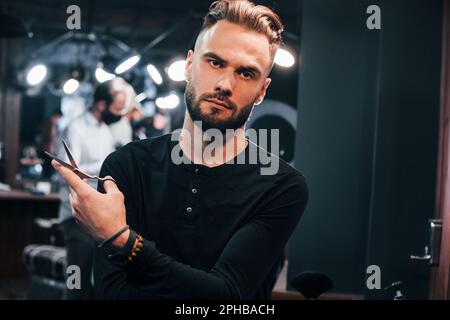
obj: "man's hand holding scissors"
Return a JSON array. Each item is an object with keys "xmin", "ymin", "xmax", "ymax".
[{"xmin": 48, "ymin": 141, "xmax": 129, "ymax": 248}]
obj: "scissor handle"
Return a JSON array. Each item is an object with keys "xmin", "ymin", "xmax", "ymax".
[{"xmin": 97, "ymin": 177, "xmax": 117, "ymax": 184}]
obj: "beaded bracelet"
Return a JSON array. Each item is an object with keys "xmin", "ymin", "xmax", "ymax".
[{"xmin": 127, "ymin": 234, "xmax": 144, "ymax": 263}]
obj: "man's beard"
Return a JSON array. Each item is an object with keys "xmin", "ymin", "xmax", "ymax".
[{"xmin": 184, "ymin": 82, "xmax": 255, "ymax": 134}]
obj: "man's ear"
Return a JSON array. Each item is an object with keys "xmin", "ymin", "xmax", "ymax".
[
  {"xmin": 185, "ymin": 50, "xmax": 194, "ymax": 82},
  {"xmin": 254, "ymin": 78, "xmax": 271, "ymax": 106}
]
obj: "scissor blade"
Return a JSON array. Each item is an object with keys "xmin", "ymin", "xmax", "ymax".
[
  {"xmin": 45, "ymin": 151, "xmax": 76, "ymax": 171},
  {"xmin": 62, "ymin": 139, "xmax": 78, "ymax": 169},
  {"xmin": 45, "ymin": 151, "xmax": 93, "ymax": 180}
]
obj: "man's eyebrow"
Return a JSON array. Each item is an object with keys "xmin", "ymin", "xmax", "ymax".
[
  {"xmin": 203, "ymin": 52, "xmax": 262, "ymax": 77},
  {"xmin": 203, "ymin": 52, "xmax": 226, "ymax": 63}
]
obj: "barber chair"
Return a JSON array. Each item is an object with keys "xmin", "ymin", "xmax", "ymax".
[{"xmin": 22, "ymin": 218, "xmax": 67, "ymax": 299}]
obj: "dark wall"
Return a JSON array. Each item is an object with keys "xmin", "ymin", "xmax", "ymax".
[
  {"xmin": 290, "ymin": 0, "xmax": 442, "ymax": 299},
  {"xmin": 363, "ymin": 0, "xmax": 442, "ymax": 299}
]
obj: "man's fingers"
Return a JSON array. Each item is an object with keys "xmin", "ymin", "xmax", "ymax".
[
  {"xmin": 69, "ymin": 192, "xmax": 79, "ymax": 212},
  {"xmin": 52, "ymin": 160, "xmax": 94, "ymax": 196},
  {"xmin": 103, "ymin": 176, "xmax": 120, "ymax": 194}
]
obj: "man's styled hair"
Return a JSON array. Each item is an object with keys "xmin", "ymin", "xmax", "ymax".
[{"xmin": 200, "ymin": 0, "xmax": 284, "ymax": 62}]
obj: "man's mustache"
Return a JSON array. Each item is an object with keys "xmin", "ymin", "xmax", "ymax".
[{"xmin": 198, "ymin": 93, "xmax": 236, "ymax": 110}]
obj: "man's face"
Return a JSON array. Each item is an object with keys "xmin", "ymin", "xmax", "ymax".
[
  {"xmin": 99, "ymin": 91, "xmax": 127, "ymax": 125},
  {"xmin": 185, "ymin": 20, "xmax": 272, "ymax": 133},
  {"xmin": 109, "ymin": 91, "xmax": 127, "ymax": 115}
]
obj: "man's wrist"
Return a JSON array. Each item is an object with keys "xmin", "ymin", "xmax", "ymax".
[
  {"xmin": 112, "ymin": 228, "xmax": 131, "ymax": 249},
  {"xmin": 106, "ymin": 229, "xmax": 139, "ymax": 267}
]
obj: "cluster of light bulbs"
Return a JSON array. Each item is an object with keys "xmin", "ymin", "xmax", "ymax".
[{"xmin": 24, "ymin": 48, "xmax": 295, "ymax": 108}]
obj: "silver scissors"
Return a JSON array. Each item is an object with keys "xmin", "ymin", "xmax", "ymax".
[{"xmin": 45, "ymin": 139, "xmax": 116, "ymax": 183}]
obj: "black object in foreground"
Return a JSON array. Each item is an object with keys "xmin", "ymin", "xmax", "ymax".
[{"xmin": 290, "ymin": 271, "xmax": 333, "ymax": 299}]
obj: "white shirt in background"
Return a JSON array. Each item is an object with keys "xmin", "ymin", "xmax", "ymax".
[
  {"xmin": 108, "ymin": 117, "xmax": 133, "ymax": 149},
  {"xmin": 56, "ymin": 111, "xmax": 115, "ymax": 221}
]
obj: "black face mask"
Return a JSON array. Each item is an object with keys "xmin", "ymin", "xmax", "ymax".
[{"xmin": 101, "ymin": 108, "xmax": 122, "ymax": 125}]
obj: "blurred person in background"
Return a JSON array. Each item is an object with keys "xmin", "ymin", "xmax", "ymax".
[
  {"xmin": 108, "ymin": 84, "xmax": 141, "ymax": 148},
  {"xmin": 56, "ymin": 77, "xmax": 135, "ymax": 299},
  {"xmin": 132, "ymin": 110, "xmax": 170, "ymax": 140}
]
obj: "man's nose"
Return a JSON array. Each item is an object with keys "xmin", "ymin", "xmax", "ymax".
[{"xmin": 214, "ymin": 69, "xmax": 236, "ymax": 97}]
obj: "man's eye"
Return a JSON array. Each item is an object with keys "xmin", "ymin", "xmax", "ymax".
[
  {"xmin": 240, "ymin": 71, "xmax": 253, "ymax": 80},
  {"xmin": 209, "ymin": 60, "xmax": 221, "ymax": 68}
]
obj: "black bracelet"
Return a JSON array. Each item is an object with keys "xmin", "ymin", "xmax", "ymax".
[
  {"xmin": 108, "ymin": 229, "xmax": 137, "ymax": 262},
  {"xmin": 98, "ymin": 225, "xmax": 130, "ymax": 249}
]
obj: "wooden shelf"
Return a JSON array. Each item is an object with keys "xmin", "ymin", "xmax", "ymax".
[{"xmin": 0, "ymin": 189, "xmax": 60, "ymax": 202}]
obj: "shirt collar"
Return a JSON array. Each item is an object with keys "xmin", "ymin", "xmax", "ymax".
[{"xmin": 167, "ymin": 134, "xmax": 251, "ymax": 176}]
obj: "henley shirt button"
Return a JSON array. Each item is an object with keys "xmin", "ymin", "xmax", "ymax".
[
  {"xmin": 192, "ymin": 188, "xmax": 197, "ymax": 194},
  {"xmin": 186, "ymin": 207, "xmax": 193, "ymax": 213}
]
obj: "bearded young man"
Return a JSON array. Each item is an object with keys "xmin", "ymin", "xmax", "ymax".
[{"xmin": 53, "ymin": 0, "xmax": 308, "ymax": 299}]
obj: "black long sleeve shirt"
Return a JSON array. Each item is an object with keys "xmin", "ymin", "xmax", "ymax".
[{"xmin": 94, "ymin": 133, "xmax": 308, "ymax": 299}]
